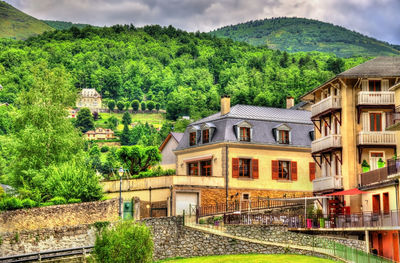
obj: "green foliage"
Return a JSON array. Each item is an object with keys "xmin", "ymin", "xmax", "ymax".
[
  {"xmin": 45, "ymin": 159, "xmax": 103, "ymax": 202},
  {"xmin": 42, "ymin": 20, "xmax": 93, "ymax": 30},
  {"xmin": 141, "ymin": 101, "xmax": 146, "ymax": 111},
  {"xmin": 49, "ymin": 196, "xmax": 67, "ymax": 205},
  {"xmin": 94, "ymin": 220, "xmax": 153, "ymax": 263},
  {"xmin": 122, "ymin": 112, "xmax": 132, "ymax": 126},
  {"xmin": 100, "ymin": 146, "xmax": 110, "ymax": 153},
  {"xmin": 75, "ymin": 108, "xmax": 95, "ymax": 133},
  {"xmin": 135, "ymin": 167, "xmax": 175, "ymax": 179},
  {"xmin": 211, "ymin": 17, "xmax": 400, "ymax": 57},
  {"xmin": 107, "ymin": 116, "xmax": 118, "ymax": 130},
  {"xmin": 21, "ymin": 198, "xmax": 36, "ymax": 208},
  {"xmin": 117, "ymin": 145, "xmax": 161, "ymax": 176},
  {"xmin": 67, "ymin": 198, "xmax": 82, "ymax": 204},
  {"xmin": 93, "ymin": 221, "xmax": 110, "ymax": 232},
  {"xmin": 131, "ymin": 100, "xmax": 140, "ymax": 111},
  {"xmin": 155, "ymin": 103, "xmax": 161, "ymax": 111},
  {"xmin": 0, "ymin": 197, "xmax": 23, "ymax": 210},
  {"xmin": 116, "ymin": 101, "xmax": 125, "ymax": 111},
  {"xmin": 107, "ymin": 100, "xmax": 115, "ymax": 112},
  {"xmin": 147, "ymin": 101, "xmax": 155, "ymax": 111},
  {"xmin": 174, "ymin": 119, "xmax": 191, "ymax": 132},
  {"xmin": 361, "ymin": 160, "xmax": 370, "ymax": 168}
]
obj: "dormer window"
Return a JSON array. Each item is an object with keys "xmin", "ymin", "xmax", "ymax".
[
  {"xmin": 189, "ymin": 132, "xmax": 197, "ymax": 146},
  {"xmin": 202, "ymin": 129, "xmax": 209, "ymax": 143},
  {"xmin": 273, "ymin": 124, "xmax": 291, "ymax": 145},
  {"xmin": 369, "ymin": 80, "xmax": 381, "ymax": 92},
  {"xmin": 240, "ymin": 127, "xmax": 250, "ymax": 142},
  {"xmin": 278, "ymin": 130, "xmax": 289, "ymax": 144}
]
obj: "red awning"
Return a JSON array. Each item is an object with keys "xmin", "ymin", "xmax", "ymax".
[{"xmin": 325, "ymin": 188, "xmax": 369, "ymax": 196}]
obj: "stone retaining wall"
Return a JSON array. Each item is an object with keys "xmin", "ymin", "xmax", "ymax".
[{"xmin": 224, "ymin": 225, "xmax": 366, "ymax": 251}]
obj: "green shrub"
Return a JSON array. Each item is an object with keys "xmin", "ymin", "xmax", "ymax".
[
  {"xmin": 49, "ymin": 196, "xmax": 67, "ymax": 205},
  {"xmin": 100, "ymin": 146, "xmax": 110, "ymax": 152},
  {"xmin": 1, "ymin": 197, "xmax": 23, "ymax": 210},
  {"xmin": 41, "ymin": 202, "xmax": 54, "ymax": 207},
  {"xmin": 94, "ymin": 220, "xmax": 153, "ymax": 263},
  {"xmin": 199, "ymin": 218, "xmax": 206, "ymax": 224},
  {"xmin": 67, "ymin": 198, "xmax": 82, "ymax": 204},
  {"xmin": 22, "ymin": 198, "xmax": 36, "ymax": 208}
]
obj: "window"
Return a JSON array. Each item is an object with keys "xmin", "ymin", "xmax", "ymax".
[
  {"xmin": 242, "ymin": 193, "xmax": 250, "ymax": 201},
  {"xmin": 370, "ymin": 113, "xmax": 382, "ymax": 131},
  {"xmin": 369, "ymin": 80, "xmax": 381, "ymax": 92},
  {"xmin": 202, "ymin": 129, "xmax": 209, "ymax": 143},
  {"xmin": 383, "ymin": 192, "xmax": 389, "ymax": 214},
  {"xmin": 189, "ymin": 132, "xmax": 197, "ymax": 146},
  {"xmin": 239, "ymin": 159, "xmax": 251, "ymax": 177},
  {"xmin": 373, "ymin": 194, "xmax": 381, "ymax": 214},
  {"xmin": 200, "ymin": 160, "xmax": 212, "ymax": 176},
  {"xmin": 278, "ymin": 161, "xmax": 290, "ymax": 180},
  {"xmin": 240, "ymin": 127, "xmax": 250, "ymax": 142},
  {"xmin": 278, "ymin": 130, "xmax": 289, "ymax": 144},
  {"xmin": 188, "ymin": 162, "xmax": 199, "ymax": 176}
]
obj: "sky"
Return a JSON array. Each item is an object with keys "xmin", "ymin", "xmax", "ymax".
[{"xmin": 5, "ymin": 0, "xmax": 400, "ymax": 45}]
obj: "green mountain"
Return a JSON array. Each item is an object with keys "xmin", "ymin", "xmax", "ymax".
[
  {"xmin": 42, "ymin": 20, "xmax": 94, "ymax": 30},
  {"xmin": 0, "ymin": 1, "xmax": 53, "ymax": 40},
  {"xmin": 211, "ymin": 17, "xmax": 400, "ymax": 57}
]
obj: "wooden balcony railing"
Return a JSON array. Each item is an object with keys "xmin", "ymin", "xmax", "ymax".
[
  {"xmin": 357, "ymin": 91, "xmax": 395, "ymax": 105},
  {"xmin": 311, "ymin": 134, "xmax": 342, "ymax": 153},
  {"xmin": 313, "ymin": 176, "xmax": 343, "ymax": 192},
  {"xmin": 311, "ymin": 96, "xmax": 341, "ymax": 117},
  {"xmin": 360, "ymin": 167, "xmax": 389, "ymax": 186},
  {"xmin": 357, "ymin": 131, "xmax": 396, "ymax": 145}
]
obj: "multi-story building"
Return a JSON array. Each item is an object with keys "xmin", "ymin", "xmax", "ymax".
[
  {"xmin": 159, "ymin": 132, "xmax": 183, "ymax": 170},
  {"xmin": 76, "ymin": 88, "xmax": 102, "ymax": 112},
  {"xmin": 84, "ymin": 128, "xmax": 115, "ymax": 140}
]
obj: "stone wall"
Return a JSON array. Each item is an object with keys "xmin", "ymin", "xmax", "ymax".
[
  {"xmin": 224, "ymin": 225, "xmax": 366, "ymax": 251},
  {"xmin": 0, "ymin": 199, "xmax": 119, "ymax": 232},
  {"xmin": 0, "ymin": 224, "xmax": 96, "ymax": 257},
  {"xmin": 142, "ymin": 217, "xmax": 339, "ymax": 261}
]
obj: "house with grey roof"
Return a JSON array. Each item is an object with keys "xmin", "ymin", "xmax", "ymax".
[{"xmin": 159, "ymin": 132, "xmax": 184, "ymax": 170}]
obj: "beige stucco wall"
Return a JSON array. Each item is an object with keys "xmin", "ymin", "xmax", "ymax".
[
  {"xmin": 361, "ymin": 185, "xmax": 398, "ymax": 212},
  {"xmin": 160, "ymin": 137, "xmax": 178, "ymax": 168},
  {"xmin": 106, "ymin": 188, "xmax": 171, "ymax": 202}
]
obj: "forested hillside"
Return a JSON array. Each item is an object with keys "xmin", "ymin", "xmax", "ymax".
[
  {"xmin": 0, "ymin": 1, "xmax": 54, "ymax": 40},
  {"xmin": 0, "ymin": 25, "xmax": 367, "ymax": 120},
  {"xmin": 42, "ymin": 20, "xmax": 95, "ymax": 30},
  {"xmin": 211, "ymin": 17, "xmax": 400, "ymax": 57}
]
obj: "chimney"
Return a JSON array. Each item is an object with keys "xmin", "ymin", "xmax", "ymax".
[
  {"xmin": 286, "ymin": 96, "xmax": 294, "ymax": 109},
  {"xmin": 221, "ymin": 95, "xmax": 231, "ymax": 115}
]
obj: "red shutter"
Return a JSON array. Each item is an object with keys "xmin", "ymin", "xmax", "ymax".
[
  {"xmin": 291, "ymin": 161, "xmax": 297, "ymax": 181},
  {"xmin": 232, "ymin": 158, "xmax": 239, "ymax": 178},
  {"xmin": 252, "ymin": 159, "xmax": 259, "ymax": 179},
  {"xmin": 272, "ymin": 160, "xmax": 279, "ymax": 180},
  {"xmin": 309, "ymin": 162, "xmax": 316, "ymax": 182},
  {"xmin": 383, "ymin": 193, "xmax": 389, "ymax": 214}
]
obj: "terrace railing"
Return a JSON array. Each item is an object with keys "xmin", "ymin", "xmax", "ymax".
[
  {"xmin": 357, "ymin": 91, "xmax": 395, "ymax": 105},
  {"xmin": 311, "ymin": 134, "xmax": 342, "ymax": 153},
  {"xmin": 311, "ymin": 96, "xmax": 341, "ymax": 117},
  {"xmin": 360, "ymin": 166, "xmax": 389, "ymax": 186},
  {"xmin": 357, "ymin": 131, "xmax": 396, "ymax": 145}
]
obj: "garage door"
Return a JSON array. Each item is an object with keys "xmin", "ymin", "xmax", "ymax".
[{"xmin": 175, "ymin": 192, "xmax": 198, "ymax": 215}]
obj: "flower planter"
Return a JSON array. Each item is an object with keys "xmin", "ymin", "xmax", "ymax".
[
  {"xmin": 306, "ymin": 219, "xmax": 313, "ymax": 228},
  {"xmin": 319, "ymin": 218, "xmax": 325, "ymax": 228}
]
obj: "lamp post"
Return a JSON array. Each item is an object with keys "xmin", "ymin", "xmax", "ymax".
[{"xmin": 118, "ymin": 167, "xmax": 124, "ymax": 218}]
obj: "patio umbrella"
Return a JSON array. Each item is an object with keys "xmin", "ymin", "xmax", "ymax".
[{"xmin": 325, "ymin": 188, "xmax": 369, "ymax": 196}]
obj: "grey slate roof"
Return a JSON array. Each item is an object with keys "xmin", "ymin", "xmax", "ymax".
[
  {"xmin": 290, "ymin": 101, "xmax": 309, "ymax": 110},
  {"xmin": 338, "ymin": 57, "xmax": 400, "ymax": 78},
  {"xmin": 176, "ymin": 105, "xmax": 313, "ymax": 150},
  {"xmin": 171, "ymin": 132, "xmax": 184, "ymax": 142}
]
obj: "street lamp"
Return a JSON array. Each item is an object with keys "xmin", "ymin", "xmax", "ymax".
[{"xmin": 118, "ymin": 167, "xmax": 124, "ymax": 218}]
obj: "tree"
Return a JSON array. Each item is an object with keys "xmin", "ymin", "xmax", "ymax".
[
  {"xmin": 117, "ymin": 101, "xmax": 125, "ymax": 111},
  {"xmin": 131, "ymin": 100, "xmax": 140, "ymax": 111},
  {"xmin": 155, "ymin": 103, "xmax": 161, "ymax": 112},
  {"xmin": 141, "ymin": 101, "xmax": 146, "ymax": 111},
  {"xmin": 120, "ymin": 123, "xmax": 130, "ymax": 146},
  {"xmin": 125, "ymin": 101, "xmax": 130, "ymax": 111},
  {"xmin": 94, "ymin": 220, "xmax": 153, "ymax": 263},
  {"xmin": 122, "ymin": 112, "xmax": 132, "ymax": 126},
  {"xmin": 108, "ymin": 100, "xmax": 116, "ymax": 112},
  {"xmin": 107, "ymin": 116, "xmax": 119, "ymax": 130},
  {"xmin": 147, "ymin": 101, "xmax": 155, "ymax": 111},
  {"xmin": 116, "ymin": 145, "xmax": 161, "ymax": 175},
  {"xmin": 75, "ymin": 108, "xmax": 95, "ymax": 133}
]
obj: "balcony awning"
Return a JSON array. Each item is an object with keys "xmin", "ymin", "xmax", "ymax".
[{"xmin": 325, "ymin": 188, "xmax": 368, "ymax": 196}]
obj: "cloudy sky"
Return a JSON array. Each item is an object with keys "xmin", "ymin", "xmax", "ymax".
[{"xmin": 5, "ymin": 0, "xmax": 400, "ymax": 45}]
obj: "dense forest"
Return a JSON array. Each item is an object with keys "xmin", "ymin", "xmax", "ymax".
[
  {"xmin": 0, "ymin": 25, "xmax": 367, "ymax": 121},
  {"xmin": 211, "ymin": 17, "xmax": 400, "ymax": 57},
  {"xmin": 42, "ymin": 20, "xmax": 95, "ymax": 30}
]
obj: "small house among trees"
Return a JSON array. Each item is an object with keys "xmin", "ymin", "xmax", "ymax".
[{"xmin": 76, "ymin": 88, "xmax": 102, "ymax": 113}]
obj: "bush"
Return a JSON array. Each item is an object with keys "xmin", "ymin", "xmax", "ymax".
[
  {"xmin": 49, "ymin": 196, "xmax": 67, "ymax": 205},
  {"xmin": 0, "ymin": 197, "xmax": 23, "ymax": 210},
  {"xmin": 41, "ymin": 202, "xmax": 54, "ymax": 207},
  {"xmin": 100, "ymin": 146, "xmax": 110, "ymax": 152},
  {"xmin": 22, "ymin": 198, "xmax": 36, "ymax": 208},
  {"xmin": 94, "ymin": 220, "xmax": 153, "ymax": 263},
  {"xmin": 135, "ymin": 167, "xmax": 175, "ymax": 179},
  {"xmin": 68, "ymin": 198, "xmax": 82, "ymax": 204}
]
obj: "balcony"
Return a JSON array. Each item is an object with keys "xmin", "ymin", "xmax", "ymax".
[
  {"xmin": 360, "ymin": 167, "xmax": 389, "ymax": 187},
  {"xmin": 311, "ymin": 134, "xmax": 342, "ymax": 153},
  {"xmin": 311, "ymin": 96, "xmax": 341, "ymax": 117},
  {"xmin": 357, "ymin": 131, "xmax": 396, "ymax": 145},
  {"xmin": 386, "ymin": 112, "xmax": 400, "ymax": 131},
  {"xmin": 357, "ymin": 91, "xmax": 395, "ymax": 106},
  {"xmin": 313, "ymin": 176, "xmax": 343, "ymax": 193}
]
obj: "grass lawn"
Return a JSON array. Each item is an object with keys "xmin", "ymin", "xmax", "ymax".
[
  {"xmin": 97, "ymin": 112, "xmax": 166, "ymax": 130},
  {"xmin": 159, "ymin": 254, "xmax": 336, "ymax": 263}
]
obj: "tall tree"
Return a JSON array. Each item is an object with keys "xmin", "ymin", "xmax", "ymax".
[
  {"xmin": 108, "ymin": 100, "xmax": 116, "ymax": 112},
  {"xmin": 122, "ymin": 112, "xmax": 132, "ymax": 126},
  {"xmin": 116, "ymin": 145, "xmax": 161, "ymax": 176},
  {"xmin": 131, "ymin": 100, "xmax": 140, "ymax": 111},
  {"xmin": 75, "ymin": 108, "xmax": 95, "ymax": 133},
  {"xmin": 116, "ymin": 101, "xmax": 125, "ymax": 111}
]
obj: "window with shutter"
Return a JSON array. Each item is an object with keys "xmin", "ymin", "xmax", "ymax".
[
  {"xmin": 291, "ymin": 161, "xmax": 297, "ymax": 181},
  {"xmin": 239, "ymin": 159, "xmax": 251, "ymax": 177},
  {"xmin": 309, "ymin": 162, "xmax": 316, "ymax": 181},
  {"xmin": 232, "ymin": 158, "xmax": 239, "ymax": 178},
  {"xmin": 272, "ymin": 160, "xmax": 279, "ymax": 180},
  {"xmin": 383, "ymin": 192, "xmax": 389, "ymax": 214},
  {"xmin": 252, "ymin": 159, "xmax": 259, "ymax": 179}
]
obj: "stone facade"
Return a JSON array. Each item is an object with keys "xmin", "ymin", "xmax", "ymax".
[
  {"xmin": 0, "ymin": 199, "xmax": 119, "ymax": 232},
  {"xmin": 224, "ymin": 225, "xmax": 366, "ymax": 251}
]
